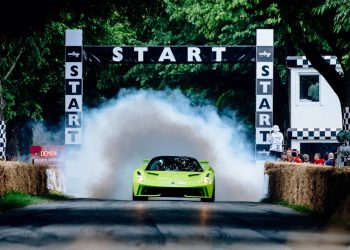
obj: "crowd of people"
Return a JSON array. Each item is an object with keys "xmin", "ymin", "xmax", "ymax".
[
  {"xmin": 277, "ymin": 149, "xmax": 336, "ymax": 166},
  {"xmin": 268, "ymin": 124, "xmax": 336, "ymax": 166}
]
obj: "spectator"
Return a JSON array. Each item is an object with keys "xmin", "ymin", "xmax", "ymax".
[
  {"xmin": 280, "ymin": 151, "xmax": 288, "ymax": 162},
  {"xmin": 325, "ymin": 152, "xmax": 335, "ymax": 166},
  {"xmin": 268, "ymin": 125, "xmax": 284, "ymax": 160},
  {"xmin": 313, "ymin": 153, "xmax": 325, "ymax": 165},
  {"xmin": 302, "ymin": 154, "xmax": 310, "ymax": 163},
  {"xmin": 323, "ymin": 152, "xmax": 329, "ymax": 161},
  {"xmin": 308, "ymin": 81, "xmax": 319, "ymax": 102},
  {"xmin": 292, "ymin": 150, "xmax": 303, "ymax": 163},
  {"xmin": 286, "ymin": 149, "xmax": 293, "ymax": 162},
  {"xmin": 287, "ymin": 149, "xmax": 303, "ymax": 163}
]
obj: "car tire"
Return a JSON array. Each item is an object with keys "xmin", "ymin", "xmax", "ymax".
[
  {"xmin": 201, "ymin": 184, "xmax": 215, "ymax": 202},
  {"xmin": 132, "ymin": 191, "xmax": 148, "ymax": 201}
]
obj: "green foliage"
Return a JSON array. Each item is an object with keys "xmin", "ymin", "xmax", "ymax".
[
  {"xmin": 0, "ymin": 0, "xmax": 289, "ymax": 147},
  {"xmin": 0, "ymin": 191, "xmax": 70, "ymax": 212},
  {"xmin": 312, "ymin": 0, "xmax": 350, "ymax": 70},
  {"xmin": 261, "ymin": 198, "xmax": 317, "ymax": 215},
  {"xmin": 164, "ymin": 0, "xmax": 280, "ymax": 45},
  {"xmin": 313, "ymin": 0, "xmax": 350, "ymax": 34},
  {"xmin": 4, "ymin": 0, "xmax": 349, "ymax": 147},
  {"xmin": 0, "ymin": 192, "xmax": 45, "ymax": 212},
  {"xmin": 275, "ymin": 200, "xmax": 315, "ymax": 214},
  {"xmin": 0, "ymin": 22, "xmax": 66, "ymax": 123},
  {"xmin": 40, "ymin": 191, "xmax": 73, "ymax": 201}
]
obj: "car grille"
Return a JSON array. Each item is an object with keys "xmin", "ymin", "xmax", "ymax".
[{"xmin": 141, "ymin": 187, "xmax": 206, "ymax": 197}]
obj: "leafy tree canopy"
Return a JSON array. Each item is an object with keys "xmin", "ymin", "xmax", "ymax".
[{"xmin": 1, "ymin": 0, "xmax": 350, "ymax": 157}]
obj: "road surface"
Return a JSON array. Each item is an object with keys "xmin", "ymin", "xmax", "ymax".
[{"xmin": 0, "ymin": 199, "xmax": 349, "ymax": 250}]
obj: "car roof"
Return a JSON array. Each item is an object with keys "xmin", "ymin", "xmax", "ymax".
[{"xmin": 150, "ymin": 156, "xmax": 198, "ymax": 160}]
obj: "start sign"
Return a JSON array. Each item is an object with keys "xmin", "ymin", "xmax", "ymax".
[
  {"xmin": 83, "ymin": 46, "xmax": 256, "ymax": 64},
  {"xmin": 65, "ymin": 29, "xmax": 274, "ymax": 162},
  {"xmin": 65, "ymin": 30, "xmax": 83, "ymax": 147},
  {"xmin": 255, "ymin": 30, "xmax": 274, "ymax": 159}
]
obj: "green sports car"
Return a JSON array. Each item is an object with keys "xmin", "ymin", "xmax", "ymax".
[{"xmin": 132, "ymin": 156, "xmax": 215, "ymax": 202}]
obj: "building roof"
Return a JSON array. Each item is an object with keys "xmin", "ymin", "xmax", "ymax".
[{"xmin": 286, "ymin": 55, "xmax": 342, "ymax": 73}]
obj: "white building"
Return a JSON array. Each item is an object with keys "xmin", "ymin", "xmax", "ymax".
[{"xmin": 286, "ymin": 56, "xmax": 342, "ymax": 156}]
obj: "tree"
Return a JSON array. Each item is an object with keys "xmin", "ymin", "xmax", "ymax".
[
  {"xmin": 164, "ymin": 0, "xmax": 350, "ymax": 131},
  {"xmin": 0, "ymin": 31, "xmax": 66, "ymax": 158},
  {"xmin": 161, "ymin": 0, "xmax": 289, "ymax": 134},
  {"xmin": 1, "ymin": 0, "xmax": 296, "ymax": 159},
  {"xmin": 272, "ymin": 0, "xmax": 350, "ymax": 130}
]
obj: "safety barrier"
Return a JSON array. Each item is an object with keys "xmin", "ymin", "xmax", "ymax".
[
  {"xmin": 0, "ymin": 161, "xmax": 62, "ymax": 196},
  {"xmin": 264, "ymin": 161, "xmax": 350, "ymax": 226}
]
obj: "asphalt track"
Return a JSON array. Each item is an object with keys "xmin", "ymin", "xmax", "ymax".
[{"xmin": 0, "ymin": 199, "xmax": 349, "ymax": 250}]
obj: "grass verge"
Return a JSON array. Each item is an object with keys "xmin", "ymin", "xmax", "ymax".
[
  {"xmin": 0, "ymin": 191, "xmax": 71, "ymax": 212},
  {"xmin": 261, "ymin": 198, "xmax": 350, "ymax": 232},
  {"xmin": 261, "ymin": 198, "xmax": 319, "ymax": 215}
]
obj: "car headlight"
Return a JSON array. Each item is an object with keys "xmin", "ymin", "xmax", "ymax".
[
  {"xmin": 137, "ymin": 171, "xmax": 143, "ymax": 183},
  {"xmin": 203, "ymin": 173, "xmax": 210, "ymax": 184}
]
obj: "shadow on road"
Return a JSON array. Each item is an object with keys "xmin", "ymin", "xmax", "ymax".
[{"xmin": 0, "ymin": 199, "xmax": 348, "ymax": 249}]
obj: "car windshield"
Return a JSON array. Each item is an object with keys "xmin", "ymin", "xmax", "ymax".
[{"xmin": 146, "ymin": 157, "xmax": 203, "ymax": 172}]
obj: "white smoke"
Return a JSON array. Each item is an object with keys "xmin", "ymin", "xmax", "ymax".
[
  {"xmin": 65, "ymin": 88, "xmax": 265, "ymax": 201},
  {"xmin": 32, "ymin": 122, "xmax": 63, "ymax": 146}
]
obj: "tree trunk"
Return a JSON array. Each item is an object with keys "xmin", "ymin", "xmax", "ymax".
[
  {"xmin": 0, "ymin": 80, "xmax": 4, "ymax": 121},
  {"xmin": 340, "ymin": 72, "xmax": 350, "ymax": 131},
  {"xmin": 0, "ymin": 43, "xmax": 25, "ymax": 160},
  {"xmin": 336, "ymin": 73, "xmax": 350, "ymax": 167},
  {"xmin": 5, "ymin": 124, "xmax": 20, "ymax": 161}
]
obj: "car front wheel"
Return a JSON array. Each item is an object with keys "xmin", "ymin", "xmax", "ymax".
[
  {"xmin": 132, "ymin": 192, "xmax": 148, "ymax": 201},
  {"xmin": 201, "ymin": 185, "xmax": 215, "ymax": 202}
]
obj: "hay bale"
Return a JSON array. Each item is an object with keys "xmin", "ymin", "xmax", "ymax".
[
  {"xmin": 333, "ymin": 194, "xmax": 350, "ymax": 227},
  {"xmin": 0, "ymin": 164, "xmax": 5, "ymax": 196},
  {"xmin": 265, "ymin": 162, "xmax": 350, "ymax": 216},
  {"xmin": 0, "ymin": 161, "xmax": 51, "ymax": 197}
]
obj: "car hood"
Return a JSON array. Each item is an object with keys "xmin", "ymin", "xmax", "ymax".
[
  {"xmin": 139, "ymin": 170, "xmax": 211, "ymax": 187},
  {"xmin": 146, "ymin": 171, "xmax": 205, "ymax": 178}
]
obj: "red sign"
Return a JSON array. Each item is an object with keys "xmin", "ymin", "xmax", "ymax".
[{"xmin": 30, "ymin": 145, "xmax": 65, "ymax": 166}]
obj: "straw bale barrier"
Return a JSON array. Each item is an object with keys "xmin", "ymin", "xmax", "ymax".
[
  {"xmin": 333, "ymin": 195, "xmax": 350, "ymax": 225},
  {"xmin": 265, "ymin": 161, "xmax": 350, "ymax": 225},
  {"xmin": 0, "ymin": 161, "xmax": 51, "ymax": 197}
]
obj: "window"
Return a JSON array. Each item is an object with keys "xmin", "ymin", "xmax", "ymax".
[
  {"xmin": 146, "ymin": 156, "xmax": 203, "ymax": 172},
  {"xmin": 299, "ymin": 75, "xmax": 320, "ymax": 102}
]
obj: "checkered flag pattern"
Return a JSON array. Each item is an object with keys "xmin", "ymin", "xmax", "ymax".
[
  {"xmin": 0, "ymin": 121, "xmax": 6, "ymax": 160},
  {"xmin": 343, "ymin": 107, "xmax": 350, "ymax": 131},
  {"xmin": 296, "ymin": 56, "xmax": 312, "ymax": 68},
  {"xmin": 286, "ymin": 55, "xmax": 343, "ymax": 73},
  {"xmin": 287, "ymin": 128, "xmax": 342, "ymax": 140}
]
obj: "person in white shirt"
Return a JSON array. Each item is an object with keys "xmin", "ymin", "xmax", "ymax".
[
  {"xmin": 268, "ymin": 125, "xmax": 284, "ymax": 160},
  {"xmin": 308, "ymin": 81, "xmax": 319, "ymax": 102}
]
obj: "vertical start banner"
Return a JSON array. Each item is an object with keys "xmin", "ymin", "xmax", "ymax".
[
  {"xmin": 65, "ymin": 30, "xmax": 83, "ymax": 151},
  {"xmin": 256, "ymin": 29, "xmax": 274, "ymax": 160}
]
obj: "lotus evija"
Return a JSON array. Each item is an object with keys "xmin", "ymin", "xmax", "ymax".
[{"xmin": 132, "ymin": 156, "xmax": 215, "ymax": 202}]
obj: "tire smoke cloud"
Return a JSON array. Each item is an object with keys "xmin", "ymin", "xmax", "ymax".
[{"xmin": 66, "ymin": 89, "xmax": 265, "ymax": 201}]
